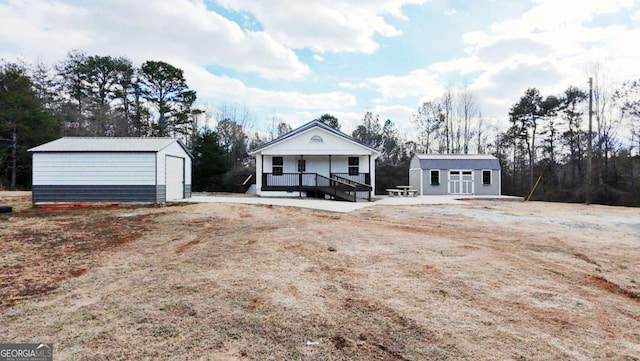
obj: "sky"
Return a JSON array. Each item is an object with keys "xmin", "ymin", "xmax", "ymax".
[{"xmin": 1, "ymin": 0, "xmax": 640, "ymax": 137}]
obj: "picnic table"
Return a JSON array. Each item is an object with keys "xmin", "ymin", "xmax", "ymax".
[{"xmin": 386, "ymin": 186, "xmax": 418, "ymax": 197}]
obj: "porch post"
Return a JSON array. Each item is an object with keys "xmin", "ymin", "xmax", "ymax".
[
  {"xmin": 368, "ymin": 154, "xmax": 372, "ymax": 200},
  {"xmin": 299, "ymin": 155, "xmax": 303, "ymax": 198},
  {"xmin": 329, "ymin": 155, "xmax": 332, "ymax": 177},
  {"xmin": 260, "ymin": 154, "xmax": 264, "ymax": 193},
  {"xmin": 370, "ymin": 155, "xmax": 376, "ymax": 196}
]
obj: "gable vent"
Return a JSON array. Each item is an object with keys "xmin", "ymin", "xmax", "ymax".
[{"xmin": 310, "ymin": 135, "xmax": 323, "ymax": 143}]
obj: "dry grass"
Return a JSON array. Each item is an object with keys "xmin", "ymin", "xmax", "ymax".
[{"xmin": 1, "ymin": 192, "xmax": 639, "ymax": 360}]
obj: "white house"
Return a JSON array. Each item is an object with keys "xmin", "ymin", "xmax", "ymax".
[
  {"xmin": 28, "ymin": 137, "xmax": 192, "ymax": 203},
  {"xmin": 249, "ymin": 121, "xmax": 381, "ymax": 201},
  {"xmin": 409, "ymin": 154, "xmax": 501, "ymax": 196}
]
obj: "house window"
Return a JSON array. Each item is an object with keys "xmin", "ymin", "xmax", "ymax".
[
  {"xmin": 430, "ymin": 170, "xmax": 440, "ymax": 185},
  {"xmin": 348, "ymin": 157, "xmax": 359, "ymax": 176},
  {"xmin": 482, "ymin": 170, "xmax": 491, "ymax": 185},
  {"xmin": 272, "ymin": 157, "xmax": 283, "ymax": 176},
  {"xmin": 297, "ymin": 159, "xmax": 306, "ymax": 172}
]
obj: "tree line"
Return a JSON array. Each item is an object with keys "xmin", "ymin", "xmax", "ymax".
[
  {"xmin": 1, "ymin": 52, "xmax": 638, "ymax": 205},
  {"xmin": 404, "ymin": 72, "xmax": 639, "ymax": 205},
  {"xmin": 0, "ymin": 51, "xmax": 200, "ymax": 188}
]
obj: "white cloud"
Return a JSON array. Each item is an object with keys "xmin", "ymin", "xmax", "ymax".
[
  {"xmin": 423, "ymin": 0, "xmax": 640, "ymax": 124},
  {"xmin": 476, "ymin": 38, "xmax": 553, "ymax": 64},
  {"xmin": 0, "ymin": 0, "xmax": 310, "ymax": 80},
  {"xmin": 313, "ymin": 54, "xmax": 325, "ymax": 62},
  {"xmin": 369, "ymin": 104, "xmax": 416, "ymax": 134},
  {"xmin": 444, "ymin": 9, "xmax": 457, "ymax": 16},
  {"xmin": 265, "ymin": 110, "xmax": 363, "ymax": 133},
  {"xmin": 0, "ymin": 0, "xmax": 93, "ymax": 61},
  {"xmin": 366, "ymin": 69, "xmax": 444, "ymax": 103},
  {"xmin": 490, "ymin": 0, "xmax": 635, "ymax": 35},
  {"xmin": 338, "ymin": 81, "xmax": 369, "ymax": 89},
  {"xmin": 217, "ymin": 0, "xmax": 426, "ymax": 53},
  {"xmin": 182, "ymin": 64, "xmax": 356, "ymax": 111}
]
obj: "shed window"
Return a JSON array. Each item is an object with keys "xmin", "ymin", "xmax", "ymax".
[
  {"xmin": 430, "ymin": 170, "xmax": 440, "ymax": 185},
  {"xmin": 297, "ymin": 159, "xmax": 306, "ymax": 172},
  {"xmin": 482, "ymin": 170, "xmax": 491, "ymax": 185},
  {"xmin": 348, "ymin": 157, "xmax": 359, "ymax": 176},
  {"xmin": 272, "ymin": 157, "xmax": 283, "ymax": 176}
]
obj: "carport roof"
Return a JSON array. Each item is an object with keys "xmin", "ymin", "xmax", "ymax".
[{"xmin": 28, "ymin": 137, "xmax": 193, "ymax": 157}]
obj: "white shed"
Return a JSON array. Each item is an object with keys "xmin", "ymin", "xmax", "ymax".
[
  {"xmin": 409, "ymin": 154, "xmax": 501, "ymax": 196},
  {"xmin": 28, "ymin": 137, "xmax": 192, "ymax": 203}
]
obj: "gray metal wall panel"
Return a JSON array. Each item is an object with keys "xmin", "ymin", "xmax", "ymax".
[
  {"xmin": 409, "ymin": 155, "xmax": 421, "ymax": 169},
  {"xmin": 156, "ymin": 185, "xmax": 166, "ymax": 203},
  {"xmin": 33, "ymin": 185, "xmax": 157, "ymax": 203},
  {"xmin": 473, "ymin": 169, "xmax": 501, "ymax": 195},
  {"xmin": 409, "ymin": 169, "xmax": 421, "ymax": 193},
  {"xmin": 422, "ymin": 170, "xmax": 447, "ymax": 195}
]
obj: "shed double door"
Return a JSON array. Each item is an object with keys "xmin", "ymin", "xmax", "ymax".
[
  {"xmin": 448, "ymin": 170, "xmax": 473, "ymax": 195},
  {"xmin": 166, "ymin": 156, "xmax": 185, "ymax": 200}
]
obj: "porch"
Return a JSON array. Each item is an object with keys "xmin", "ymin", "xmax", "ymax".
[{"xmin": 261, "ymin": 172, "xmax": 372, "ymax": 202}]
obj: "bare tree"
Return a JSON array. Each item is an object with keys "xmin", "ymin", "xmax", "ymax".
[
  {"xmin": 215, "ymin": 103, "xmax": 256, "ymax": 132},
  {"xmin": 441, "ymin": 88, "xmax": 454, "ymax": 153},
  {"xmin": 457, "ymin": 86, "xmax": 479, "ymax": 154},
  {"xmin": 475, "ymin": 114, "xmax": 490, "ymax": 154},
  {"xmin": 588, "ymin": 62, "xmax": 621, "ymax": 184},
  {"xmin": 267, "ymin": 116, "xmax": 292, "ymax": 140},
  {"xmin": 413, "ymin": 101, "xmax": 443, "ymax": 153},
  {"xmin": 614, "ymin": 79, "xmax": 640, "ymax": 153},
  {"xmin": 213, "ymin": 103, "xmax": 256, "ymax": 169}
]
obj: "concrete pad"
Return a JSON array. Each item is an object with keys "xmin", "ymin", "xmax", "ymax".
[
  {"xmin": 373, "ymin": 195, "xmax": 467, "ymax": 206},
  {"xmin": 183, "ymin": 195, "xmax": 371, "ymax": 213},
  {"xmin": 180, "ymin": 194, "xmax": 522, "ymax": 213}
]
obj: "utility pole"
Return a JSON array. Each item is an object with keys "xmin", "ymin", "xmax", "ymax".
[{"xmin": 586, "ymin": 77, "xmax": 593, "ymax": 205}]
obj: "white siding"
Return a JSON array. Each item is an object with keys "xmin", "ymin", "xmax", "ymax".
[
  {"xmin": 261, "ymin": 128, "xmax": 373, "ymax": 155},
  {"xmin": 261, "ymin": 155, "xmax": 370, "ymax": 175},
  {"xmin": 32, "ymin": 152, "xmax": 156, "ymax": 185},
  {"xmin": 330, "ymin": 155, "xmax": 370, "ymax": 173},
  {"xmin": 156, "ymin": 142, "xmax": 191, "ymax": 185}
]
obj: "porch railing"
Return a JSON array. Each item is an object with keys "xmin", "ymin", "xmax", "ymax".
[
  {"xmin": 262, "ymin": 172, "xmax": 370, "ymax": 202},
  {"xmin": 331, "ymin": 174, "xmax": 372, "ymax": 201},
  {"xmin": 331, "ymin": 173, "xmax": 370, "ymax": 185}
]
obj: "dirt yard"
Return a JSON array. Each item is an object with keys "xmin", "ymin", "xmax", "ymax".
[{"xmin": 1, "ymin": 192, "xmax": 639, "ymax": 360}]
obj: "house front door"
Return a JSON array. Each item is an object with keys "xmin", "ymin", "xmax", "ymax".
[{"xmin": 448, "ymin": 170, "xmax": 473, "ymax": 195}]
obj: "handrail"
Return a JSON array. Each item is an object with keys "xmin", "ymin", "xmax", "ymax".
[
  {"xmin": 316, "ymin": 174, "xmax": 356, "ymax": 202},
  {"xmin": 316, "ymin": 174, "xmax": 357, "ymax": 189},
  {"xmin": 242, "ymin": 174, "xmax": 253, "ymax": 186},
  {"xmin": 331, "ymin": 174, "xmax": 372, "ymax": 189}
]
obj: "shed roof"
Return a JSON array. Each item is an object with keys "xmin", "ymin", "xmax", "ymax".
[
  {"xmin": 28, "ymin": 137, "xmax": 193, "ymax": 158},
  {"xmin": 249, "ymin": 120, "xmax": 381, "ymax": 155},
  {"xmin": 415, "ymin": 154, "xmax": 500, "ymax": 170}
]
